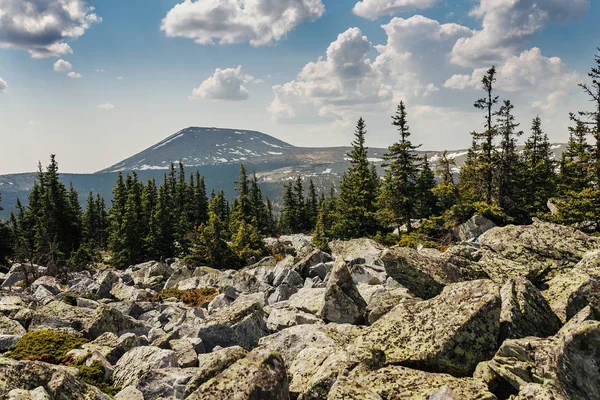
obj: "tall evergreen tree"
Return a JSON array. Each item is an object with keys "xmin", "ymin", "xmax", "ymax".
[
  {"xmin": 576, "ymin": 49, "xmax": 600, "ymax": 186},
  {"xmin": 305, "ymin": 179, "xmax": 319, "ymax": 232},
  {"xmin": 521, "ymin": 116, "xmax": 556, "ymax": 214},
  {"xmin": 333, "ymin": 117, "xmax": 380, "ymax": 238},
  {"xmin": 415, "ymin": 154, "xmax": 437, "ymax": 218},
  {"xmin": 0, "ymin": 192, "xmax": 13, "ymax": 266},
  {"xmin": 495, "ymin": 100, "xmax": 523, "ymax": 209},
  {"xmin": 433, "ymin": 151, "xmax": 459, "ymax": 212},
  {"xmin": 378, "ymin": 101, "xmax": 421, "ymax": 232},
  {"xmin": 473, "ymin": 66, "xmax": 500, "ymax": 203},
  {"xmin": 279, "ymin": 181, "xmax": 298, "ymax": 234},
  {"xmin": 558, "ymin": 116, "xmax": 592, "ymax": 195}
]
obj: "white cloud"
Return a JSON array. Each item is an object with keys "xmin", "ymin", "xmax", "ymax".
[
  {"xmin": 451, "ymin": 0, "xmax": 589, "ymax": 67},
  {"xmin": 53, "ymin": 59, "xmax": 72, "ymax": 72},
  {"xmin": 352, "ymin": 0, "xmax": 437, "ymax": 20},
  {"xmin": 268, "ymin": 28, "xmax": 392, "ymax": 123},
  {"xmin": 97, "ymin": 103, "xmax": 115, "ymax": 110},
  {"xmin": 161, "ymin": 0, "xmax": 325, "ymax": 46},
  {"xmin": 67, "ymin": 72, "xmax": 82, "ymax": 79},
  {"xmin": 95, "ymin": 69, "xmax": 105, "ymax": 73},
  {"xmin": 191, "ymin": 66, "xmax": 253, "ymax": 101},
  {"xmin": 116, "ymin": 76, "xmax": 124, "ymax": 80},
  {"xmin": 0, "ymin": 0, "xmax": 102, "ymax": 58},
  {"xmin": 0, "ymin": 77, "xmax": 7, "ymax": 94}
]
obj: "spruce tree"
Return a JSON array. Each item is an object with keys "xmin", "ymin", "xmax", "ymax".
[
  {"xmin": 108, "ymin": 172, "xmax": 127, "ymax": 261},
  {"xmin": 473, "ymin": 66, "xmax": 499, "ymax": 203},
  {"xmin": 577, "ymin": 49, "xmax": 600, "ymax": 186},
  {"xmin": 495, "ymin": 100, "xmax": 524, "ymax": 210},
  {"xmin": 305, "ymin": 179, "xmax": 319, "ymax": 232},
  {"xmin": 378, "ymin": 101, "xmax": 421, "ymax": 232},
  {"xmin": 147, "ymin": 175, "xmax": 176, "ymax": 261},
  {"xmin": 558, "ymin": 116, "xmax": 592, "ymax": 195},
  {"xmin": 433, "ymin": 151, "xmax": 459, "ymax": 212},
  {"xmin": 0, "ymin": 192, "xmax": 13, "ymax": 266},
  {"xmin": 279, "ymin": 182, "xmax": 297, "ymax": 234},
  {"xmin": 249, "ymin": 172, "xmax": 269, "ymax": 233},
  {"xmin": 192, "ymin": 171, "xmax": 209, "ymax": 227},
  {"xmin": 333, "ymin": 117, "xmax": 380, "ymax": 238},
  {"xmin": 230, "ymin": 218, "xmax": 266, "ymax": 265},
  {"xmin": 521, "ymin": 116, "xmax": 556, "ymax": 215},
  {"xmin": 458, "ymin": 139, "xmax": 483, "ymax": 204},
  {"xmin": 415, "ymin": 155, "xmax": 437, "ymax": 218}
]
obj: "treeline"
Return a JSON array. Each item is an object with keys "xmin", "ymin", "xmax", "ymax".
[{"xmin": 1, "ymin": 50, "xmax": 599, "ymax": 272}]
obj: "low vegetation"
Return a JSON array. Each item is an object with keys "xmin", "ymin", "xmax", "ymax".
[
  {"xmin": 151, "ymin": 287, "xmax": 219, "ymax": 306},
  {"xmin": 7, "ymin": 330, "xmax": 87, "ymax": 364}
]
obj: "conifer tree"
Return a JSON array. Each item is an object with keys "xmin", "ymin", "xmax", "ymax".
[
  {"xmin": 293, "ymin": 176, "xmax": 305, "ymax": 230},
  {"xmin": 279, "ymin": 182, "xmax": 297, "ymax": 234},
  {"xmin": 473, "ymin": 66, "xmax": 499, "ymax": 203},
  {"xmin": 116, "ymin": 172, "xmax": 145, "ymax": 266},
  {"xmin": 495, "ymin": 100, "xmax": 523, "ymax": 210},
  {"xmin": 108, "ymin": 172, "xmax": 127, "ymax": 260},
  {"xmin": 265, "ymin": 197, "xmax": 277, "ymax": 236},
  {"xmin": 230, "ymin": 164, "xmax": 252, "ymax": 230},
  {"xmin": 521, "ymin": 116, "xmax": 556, "ymax": 214},
  {"xmin": 192, "ymin": 171, "xmax": 209, "ymax": 227},
  {"xmin": 146, "ymin": 175, "xmax": 176, "ymax": 261},
  {"xmin": 378, "ymin": 101, "xmax": 421, "ymax": 232},
  {"xmin": 249, "ymin": 172, "xmax": 269, "ymax": 233},
  {"xmin": 558, "ymin": 116, "xmax": 592, "ymax": 195},
  {"xmin": 458, "ymin": 139, "xmax": 483, "ymax": 204},
  {"xmin": 230, "ymin": 218, "xmax": 266, "ymax": 265},
  {"xmin": 333, "ymin": 117, "xmax": 380, "ymax": 238},
  {"xmin": 415, "ymin": 155, "xmax": 437, "ymax": 218},
  {"xmin": 305, "ymin": 179, "xmax": 319, "ymax": 232},
  {"xmin": 433, "ymin": 151, "xmax": 459, "ymax": 212},
  {"xmin": 0, "ymin": 192, "xmax": 13, "ymax": 266},
  {"xmin": 577, "ymin": 49, "xmax": 600, "ymax": 186}
]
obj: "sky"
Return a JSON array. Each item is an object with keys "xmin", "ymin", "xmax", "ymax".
[{"xmin": 0, "ymin": 0, "xmax": 599, "ymax": 174}]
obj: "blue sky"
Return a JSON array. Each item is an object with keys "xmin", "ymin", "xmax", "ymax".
[{"xmin": 0, "ymin": 0, "xmax": 598, "ymax": 174}]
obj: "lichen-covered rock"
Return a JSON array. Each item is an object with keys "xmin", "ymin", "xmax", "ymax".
[
  {"xmin": 500, "ymin": 278, "xmax": 562, "ymax": 340},
  {"xmin": 478, "ymin": 220, "xmax": 600, "ymax": 283},
  {"xmin": 169, "ymin": 338, "xmax": 198, "ymax": 368},
  {"xmin": 475, "ymin": 307, "xmax": 600, "ymax": 400},
  {"xmin": 0, "ymin": 357, "xmax": 110, "ymax": 400},
  {"xmin": 109, "ymin": 283, "xmax": 154, "ymax": 302},
  {"xmin": 135, "ymin": 368, "xmax": 197, "ymax": 400},
  {"xmin": 112, "ymin": 346, "xmax": 179, "ymax": 388},
  {"xmin": 7, "ymin": 386, "xmax": 51, "ymax": 400},
  {"xmin": 192, "ymin": 298, "xmax": 268, "ymax": 351},
  {"xmin": 357, "ymin": 279, "xmax": 501, "ymax": 376},
  {"xmin": 187, "ymin": 348, "xmax": 289, "ymax": 400},
  {"xmin": 0, "ymin": 314, "xmax": 26, "ymax": 336},
  {"xmin": 381, "ymin": 247, "xmax": 487, "ymax": 299},
  {"xmin": 113, "ymin": 386, "xmax": 144, "ymax": 400},
  {"xmin": 328, "ymin": 365, "xmax": 497, "ymax": 400},
  {"xmin": 29, "ymin": 301, "xmax": 95, "ymax": 332},
  {"xmin": 452, "ymin": 214, "xmax": 497, "ymax": 242},
  {"xmin": 329, "ymin": 238, "xmax": 384, "ymax": 268},
  {"xmin": 129, "ymin": 261, "xmax": 172, "ymax": 291},
  {"xmin": 541, "ymin": 267, "xmax": 600, "ymax": 323},
  {"xmin": 319, "ymin": 261, "xmax": 367, "ymax": 324},
  {"xmin": 29, "ymin": 276, "xmax": 61, "ymax": 296},
  {"xmin": 364, "ymin": 286, "xmax": 414, "ymax": 324},
  {"xmin": 288, "ymin": 288, "xmax": 325, "ymax": 315},
  {"xmin": 266, "ymin": 307, "xmax": 323, "ymax": 331},
  {"xmin": 84, "ymin": 306, "xmax": 149, "ymax": 339}
]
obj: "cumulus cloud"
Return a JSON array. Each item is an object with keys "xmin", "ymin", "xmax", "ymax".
[
  {"xmin": 0, "ymin": 0, "xmax": 102, "ymax": 58},
  {"xmin": 67, "ymin": 72, "xmax": 82, "ymax": 79},
  {"xmin": 268, "ymin": 28, "xmax": 392, "ymax": 123},
  {"xmin": 0, "ymin": 77, "xmax": 7, "ymax": 94},
  {"xmin": 161, "ymin": 0, "xmax": 325, "ymax": 46},
  {"xmin": 352, "ymin": 0, "xmax": 437, "ymax": 20},
  {"xmin": 191, "ymin": 66, "xmax": 254, "ymax": 101},
  {"xmin": 451, "ymin": 0, "xmax": 589, "ymax": 67},
  {"xmin": 97, "ymin": 103, "xmax": 115, "ymax": 110},
  {"xmin": 53, "ymin": 59, "xmax": 72, "ymax": 72}
]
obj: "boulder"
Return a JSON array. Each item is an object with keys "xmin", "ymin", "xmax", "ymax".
[
  {"xmin": 169, "ymin": 338, "xmax": 198, "ymax": 368},
  {"xmin": 113, "ymin": 386, "xmax": 144, "ymax": 400},
  {"xmin": 93, "ymin": 270, "xmax": 119, "ymax": 298},
  {"xmin": 29, "ymin": 276, "xmax": 61, "ymax": 296},
  {"xmin": 479, "ymin": 220, "xmax": 600, "ymax": 283},
  {"xmin": 266, "ymin": 307, "xmax": 323, "ymax": 331},
  {"xmin": 186, "ymin": 348, "xmax": 289, "ymax": 400},
  {"xmin": 381, "ymin": 247, "xmax": 487, "ymax": 299},
  {"xmin": 0, "ymin": 334, "xmax": 22, "ymax": 352},
  {"xmin": 0, "ymin": 314, "xmax": 26, "ymax": 335},
  {"xmin": 328, "ymin": 365, "xmax": 497, "ymax": 400},
  {"xmin": 7, "ymin": 386, "xmax": 51, "ymax": 400},
  {"xmin": 267, "ymin": 284, "xmax": 298, "ymax": 305},
  {"xmin": 265, "ymin": 234, "xmax": 315, "ymax": 258},
  {"xmin": 475, "ymin": 306, "xmax": 600, "ymax": 400},
  {"xmin": 129, "ymin": 261, "xmax": 172, "ymax": 291},
  {"xmin": 363, "ymin": 286, "xmax": 414, "ymax": 324},
  {"xmin": 319, "ymin": 261, "xmax": 367, "ymax": 324},
  {"xmin": 29, "ymin": 301, "xmax": 95, "ymax": 332},
  {"xmin": 357, "ymin": 279, "xmax": 501, "ymax": 376},
  {"xmin": 66, "ymin": 332, "xmax": 140, "ymax": 364},
  {"xmin": 84, "ymin": 306, "xmax": 149, "ymax": 339},
  {"xmin": 499, "ymin": 278, "xmax": 562, "ymax": 340},
  {"xmin": 182, "ymin": 346, "xmax": 248, "ymax": 397},
  {"xmin": 287, "ymin": 288, "xmax": 325, "ymax": 315},
  {"xmin": 112, "ymin": 346, "xmax": 179, "ymax": 388},
  {"xmin": 292, "ymin": 250, "xmax": 333, "ymax": 278},
  {"xmin": 109, "ymin": 283, "xmax": 154, "ymax": 302},
  {"xmin": 329, "ymin": 238, "xmax": 384, "ymax": 268},
  {"xmin": 452, "ymin": 214, "xmax": 497, "ymax": 242},
  {"xmin": 135, "ymin": 368, "xmax": 197, "ymax": 400},
  {"xmin": 190, "ymin": 298, "xmax": 268, "ymax": 351}
]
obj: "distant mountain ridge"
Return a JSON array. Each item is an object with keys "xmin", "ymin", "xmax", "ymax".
[{"xmin": 0, "ymin": 126, "xmax": 568, "ymax": 219}]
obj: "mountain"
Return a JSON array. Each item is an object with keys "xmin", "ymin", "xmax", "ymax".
[{"xmin": 0, "ymin": 126, "xmax": 568, "ymax": 219}]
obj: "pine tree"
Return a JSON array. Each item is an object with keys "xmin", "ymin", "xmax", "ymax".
[
  {"xmin": 433, "ymin": 151, "xmax": 459, "ymax": 212},
  {"xmin": 230, "ymin": 218, "xmax": 266, "ymax": 265},
  {"xmin": 0, "ymin": 192, "xmax": 13, "ymax": 266},
  {"xmin": 473, "ymin": 66, "xmax": 500, "ymax": 203},
  {"xmin": 305, "ymin": 179, "xmax": 319, "ymax": 232},
  {"xmin": 458, "ymin": 139, "xmax": 483, "ymax": 204},
  {"xmin": 147, "ymin": 175, "xmax": 176, "ymax": 261},
  {"xmin": 495, "ymin": 100, "xmax": 524, "ymax": 210},
  {"xmin": 293, "ymin": 176, "xmax": 305, "ymax": 230},
  {"xmin": 378, "ymin": 101, "xmax": 421, "ymax": 232},
  {"xmin": 117, "ymin": 172, "xmax": 145, "ymax": 266},
  {"xmin": 108, "ymin": 172, "xmax": 127, "ymax": 261},
  {"xmin": 558, "ymin": 116, "xmax": 592, "ymax": 195},
  {"xmin": 521, "ymin": 116, "xmax": 556, "ymax": 215},
  {"xmin": 577, "ymin": 49, "xmax": 600, "ymax": 186},
  {"xmin": 192, "ymin": 171, "xmax": 209, "ymax": 227},
  {"xmin": 265, "ymin": 197, "xmax": 278, "ymax": 236},
  {"xmin": 333, "ymin": 117, "xmax": 380, "ymax": 238},
  {"xmin": 279, "ymin": 182, "xmax": 297, "ymax": 234},
  {"xmin": 249, "ymin": 172, "xmax": 269, "ymax": 234},
  {"xmin": 415, "ymin": 154, "xmax": 437, "ymax": 218}
]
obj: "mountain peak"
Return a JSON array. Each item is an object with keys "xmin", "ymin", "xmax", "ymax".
[{"xmin": 100, "ymin": 127, "xmax": 294, "ymax": 173}]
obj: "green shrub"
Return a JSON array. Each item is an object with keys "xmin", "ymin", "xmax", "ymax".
[
  {"xmin": 77, "ymin": 360, "xmax": 121, "ymax": 397},
  {"xmin": 62, "ymin": 293, "xmax": 78, "ymax": 306},
  {"xmin": 7, "ymin": 330, "xmax": 87, "ymax": 364},
  {"xmin": 151, "ymin": 287, "xmax": 219, "ymax": 307}
]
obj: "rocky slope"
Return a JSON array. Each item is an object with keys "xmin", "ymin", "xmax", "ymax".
[{"xmin": 1, "ymin": 218, "xmax": 599, "ymax": 399}]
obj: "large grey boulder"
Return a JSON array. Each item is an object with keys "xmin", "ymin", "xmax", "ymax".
[
  {"xmin": 329, "ymin": 238, "xmax": 384, "ymax": 268},
  {"xmin": 319, "ymin": 261, "xmax": 367, "ymax": 324},
  {"xmin": 112, "ymin": 346, "xmax": 179, "ymax": 388},
  {"xmin": 84, "ymin": 306, "xmax": 150, "ymax": 339},
  {"xmin": 0, "ymin": 314, "xmax": 26, "ymax": 335},
  {"xmin": 475, "ymin": 306, "xmax": 600, "ymax": 400},
  {"xmin": 135, "ymin": 368, "xmax": 197, "ymax": 400},
  {"xmin": 356, "ymin": 279, "xmax": 501, "ymax": 376},
  {"xmin": 266, "ymin": 307, "xmax": 323, "ymax": 331},
  {"xmin": 452, "ymin": 214, "xmax": 497, "ymax": 242},
  {"xmin": 29, "ymin": 301, "xmax": 95, "ymax": 332},
  {"xmin": 186, "ymin": 348, "xmax": 289, "ymax": 400}
]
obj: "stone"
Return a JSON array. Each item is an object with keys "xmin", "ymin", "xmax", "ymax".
[
  {"xmin": 475, "ymin": 307, "xmax": 600, "ymax": 400},
  {"xmin": 170, "ymin": 338, "xmax": 199, "ymax": 368},
  {"xmin": 267, "ymin": 284, "xmax": 298, "ymax": 305},
  {"xmin": 135, "ymin": 368, "xmax": 197, "ymax": 400},
  {"xmin": 112, "ymin": 346, "xmax": 179, "ymax": 388},
  {"xmin": 292, "ymin": 250, "xmax": 333, "ymax": 278},
  {"xmin": 328, "ymin": 365, "xmax": 497, "ymax": 400},
  {"xmin": 319, "ymin": 261, "xmax": 367, "ymax": 324},
  {"xmin": 29, "ymin": 276, "xmax": 61, "ymax": 296},
  {"xmin": 109, "ymin": 283, "xmax": 154, "ymax": 302},
  {"xmin": 541, "ymin": 267, "xmax": 600, "ymax": 323},
  {"xmin": 0, "ymin": 334, "xmax": 22, "ymax": 352},
  {"xmin": 266, "ymin": 307, "xmax": 323, "ymax": 331},
  {"xmin": 381, "ymin": 247, "xmax": 487, "ymax": 299},
  {"xmin": 187, "ymin": 348, "xmax": 289, "ymax": 400},
  {"xmin": 329, "ymin": 238, "xmax": 384, "ymax": 268},
  {"xmin": 357, "ymin": 279, "xmax": 501, "ymax": 376},
  {"xmin": 364, "ymin": 286, "xmax": 414, "ymax": 324},
  {"xmin": 113, "ymin": 386, "xmax": 144, "ymax": 400},
  {"xmin": 288, "ymin": 288, "xmax": 325, "ymax": 315},
  {"xmin": 7, "ymin": 386, "xmax": 51, "ymax": 400},
  {"xmin": 29, "ymin": 301, "xmax": 95, "ymax": 332},
  {"xmin": 94, "ymin": 270, "xmax": 119, "ymax": 299},
  {"xmin": 0, "ymin": 314, "xmax": 26, "ymax": 335},
  {"xmin": 130, "ymin": 261, "xmax": 172, "ymax": 291},
  {"xmin": 84, "ymin": 305, "xmax": 149, "ymax": 339},
  {"xmin": 183, "ymin": 346, "xmax": 248, "ymax": 397},
  {"xmin": 499, "ymin": 278, "xmax": 562, "ymax": 340},
  {"xmin": 452, "ymin": 214, "xmax": 497, "ymax": 242}
]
